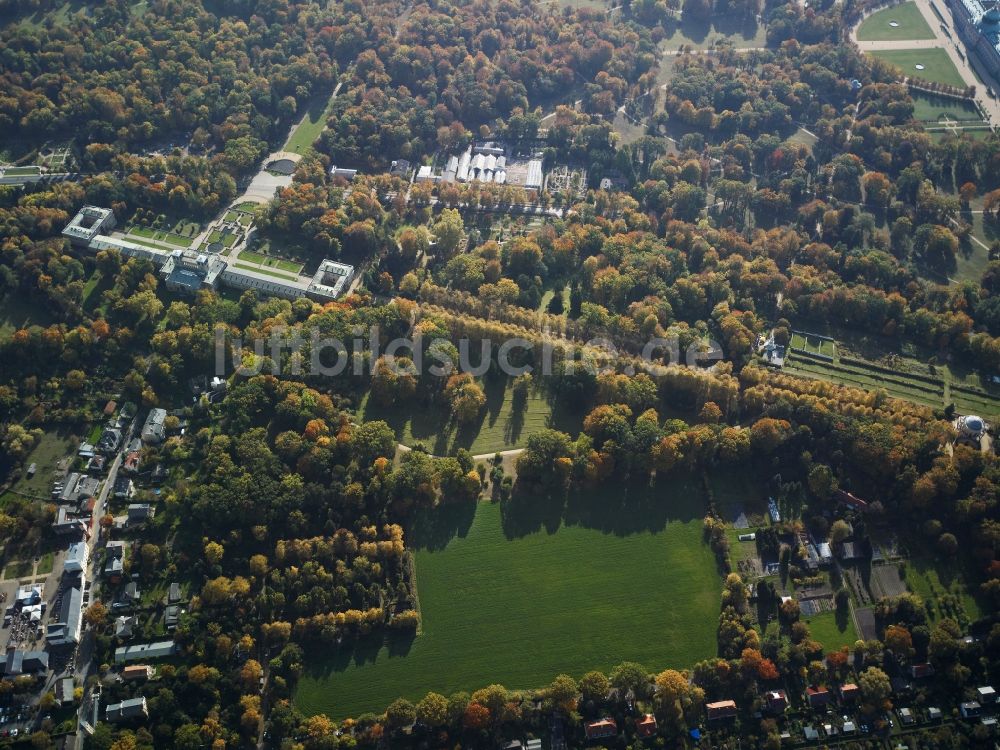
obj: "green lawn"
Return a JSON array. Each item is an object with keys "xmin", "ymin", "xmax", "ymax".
[
  {"xmin": 126, "ymin": 226, "xmax": 193, "ymax": 248},
  {"xmin": 358, "ymin": 379, "xmax": 581, "ymax": 456},
  {"xmin": 6, "ymin": 430, "xmax": 79, "ymax": 498},
  {"xmin": 912, "ymin": 93, "xmax": 983, "ymax": 123},
  {"xmin": 856, "ymin": 2, "xmax": 934, "ymax": 41},
  {"xmin": 0, "ymin": 291, "xmax": 56, "ymax": 339},
  {"xmin": 657, "ymin": 15, "xmax": 767, "ymax": 51},
  {"xmin": 868, "ymin": 48, "xmax": 967, "ymax": 88},
  {"xmin": 36, "ymin": 552, "xmax": 54, "ymax": 576},
  {"xmin": 295, "ymin": 477, "xmax": 720, "ymax": 719},
  {"xmin": 804, "ymin": 609, "xmax": 858, "ymax": 650},
  {"xmin": 208, "ymin": 229, "xmax": 238, "ymax": 248},
  {"xmin": 284, "ymin": 92, "xmax": 338, "ymax": 155},
  {"xmin": 231, "ymin": 262, "xmax": 299, "ymax": 281},
  {"xmin": 905, "ymin": 557, "xmax": 986, "ymax": 622},
  {"xmin": 3, "ymin": 166, "xmax": 41, "ymax": 176},
  {"xmin": 2, "ymin": 560, "xmax": 32, "ymax": 580},
  {"xmin": 237, "ymin": 250, "xmax": 302, "ymax": 274}
]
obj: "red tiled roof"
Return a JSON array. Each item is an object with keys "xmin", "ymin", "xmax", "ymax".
[
  {"xmin": 635, "ymin": 714, "xmax": 657, "ymax": 738},
  {"xmin": 585, "ymin": 718, "xmax": 617, "ymax": 739}
]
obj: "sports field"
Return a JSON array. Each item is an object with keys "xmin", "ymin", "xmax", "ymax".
[
  {"xmin": 856, "ymin": 2, "xmax": 934, "ymax": 41},
  {"xmin": 295, "ymin": 478, "xmax": 720, "ymax": 719},
  {"xmin": 868, "ymin": 48, "xmax": 966, "ymax": 88}
]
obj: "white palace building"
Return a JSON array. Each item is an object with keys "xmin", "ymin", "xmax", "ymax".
[{"xmin": 63, "ymin": 206, "xmax": 354, "ymax": 303}]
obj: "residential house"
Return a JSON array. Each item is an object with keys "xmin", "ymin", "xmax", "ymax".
[
  {"xmin": 127, "ymin": 503, "xmax": 154, "ymax": 525},
  {"xmin": 122, "ymin": 451, "xmax": 141, "ymax": 475},
  {"xmin": 141, "ymin": 408, "xmax": 167, "ymax": 444},
  {"xmin": 584, "ymin": 718, "xmax": 617, "ymax": 740},
  {"xmin": 928, "ymin": 707, "xmax": 943, "ymax": 720},
  {"xmin": 114, "ymin": 477, "xmax": 135, "ymax": 500},
  {"xmin": 115, "ymin": 616, "xmax": 135, "ymax": 640},
  {"xmin": 706, "ymin": 700, "xmax": 738, "ymax": 721},
  {"xmin": 123, "ymin": 582, "xmax": 140, "ymax": 603},
  {"xmin": 1, "ymin": 649, "xmax": 49, "ymax": 676},
  {"xmin": 47, "ymin": 586, "xmax": 83, "ymax": 646},
  {"xmin": 960, "ymin": 702, "xmax": 982, "ymax": 719},
  {"xmin": 56, "ymin": 677, "xmax": 75, "ymax": 705},
  {"xmin": 806, "ymin": 687, "xmax": 832, "ymax": 709},
  {"xmin": 115, "ymin": 641, "xmax": 177, "ymax": 664},
  {"xmin": 635, "ymin": 714, "xmax": 657, "ymax": 738},
  {"xmin": 151, "ymin": 464, "xmax": 168, "ymax": 484},
  {"xmin": 87, "ymin": 455, "xmax": 107, "ymax": 474},
  {"xmin": 803, "ymin": 726, "xmax": 819, "ymax": 741},
  {"xmin": 64, "ymin": 541, "xmax": 88, "ymax": 575},
  {"xmin": 167, "ymin": 582, "xmax": 181, "ymax": 604},
  {"xmin": 122, "ymin": 665, "xmax": 152, "ymax": 682},
  {"xmin": 840, "ymin": 683, "xmax": 860, "ymax": 702},
  {"xmin": 97, "ymin": 428, "xmax": 121, "ymax": 454},
  {"xmin": 52, "ymin": 507, "xmax": 88, "ymax": 537},
  {"xmin": 106, "ymin": 696, "xmax": 148, "ymax": 723},
  {"xmin": 58, "ymin": 473, "xmax": 81, "ymax": 503},
  {"xmin": 164, "ymin": 605, "xmax": 180, "ymax": 630},
  {"xmin": 765, "ymin": 690, "xmax": 788, "ymax": 713},
  {"xmin": 842, "ymin": 721, "xmax": 856, "ymax": 733},
  {"xmin": 977, "ymin": 686, "xmax": 996, "ymax": 704},
  {"xmin": 898, "ymin": 707, "xmax": 914, "ymax": 725},
  {"xmin": 105, "ymin": 556, "xmax": 124, "ymax": 582},
  {"xmin": 525, "ymin": 740, "xmax": 541, "ymax": 750},
  {"xmin": 911, "ymin": 663, "xmax": 935, "ymax": 679}
]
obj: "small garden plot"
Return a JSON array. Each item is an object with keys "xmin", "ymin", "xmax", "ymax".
[
  {"xmin": 237, "ymin": 250, "xmax": 302, "ymax": 274},
  {"xmin": 207, "ymin": 229, "xmax": 239, "ymax": 248},
  {"xmin": 789, "ymin": 331, "xmax": 835, "ymax": 358}
]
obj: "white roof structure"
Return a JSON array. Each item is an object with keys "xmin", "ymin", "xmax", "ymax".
[{"xmin": 525, "ymin": 159, "xmax": 543, "ymax": 190}]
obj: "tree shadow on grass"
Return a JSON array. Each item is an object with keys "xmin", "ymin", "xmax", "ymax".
[
  {"xmin": 500, "ymin": 470, "xmax": 707, "ymax": 540},
  {"xmin": 302, "ymin": 627, "xmax": 416, "ymax": 682},
  {"xmin": 407, "ymin": 499, "xmax": 478, "ymax": 551}
]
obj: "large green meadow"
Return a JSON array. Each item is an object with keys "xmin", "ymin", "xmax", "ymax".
[{"xmin": 295, "ymin": 475, "xmax": 721, "ymax": 719}]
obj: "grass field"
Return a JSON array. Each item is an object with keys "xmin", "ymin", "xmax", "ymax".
[
  {"xmin": 868, "ymin": 48, "xmax": 966, "ymax": 88},
  {"xmin": 911, "ymin": 92, "xmax": 982, "ymax": 123},
  {"xmin": 906, "ymin": 557, "xmax": 986, "ymax": 622},
  {"xmin": 2, "ymin": 560, "xmax": 32, "ymax": 580},
  {"xmin": 790, "ymin": 332, "xmax": 835, "ymax": 358},
  {"xmin": 784, "ymin": 357, "xmax": 946, "ymax": 410},
  {"xmin": 357, "ymin": 379, "xmax": 581, "ymax": 456},
  {"xmin": 237, "ymin": 250, "xmax": 302, "ymax": 274},
  {"xmin": 8, "ymin": 431, "xmax": 78, "ymax": 498},
  {"xmin": 804, "ymin": 609, "xmax": 858, "ymax": 649},
  {"xmin": 295, "ymin": 477, "xmax": 720, "ymax": 719},
  {"xmin": 284, "ymin": 93, "xmax": 338, "ymax": 155},
  {"xmin": 127, "ymin": 226, "xmax": 193, "ymax": 248},
  {"xmin": 36, "ymin": 552, "xmax": 54, "ymax": 576},
  {"xmin": 856, "ymin": 2, "xmax": 934, "ymax": 41},
  {"xmin": 2, "ymin": 166, "xmax": 41, "ymax": 176},
  {"xmin": 231, "ymin": 262, "xmax": 299, "ymax": 281},
  {"xmin": 658, "ymin": 15, "xmax": 767, "ymax": 51}
]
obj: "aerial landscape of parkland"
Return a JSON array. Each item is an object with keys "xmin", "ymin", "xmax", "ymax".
[{"xmin": 0, "ymin": 0, "xmax": 1000, "ymax": 746}]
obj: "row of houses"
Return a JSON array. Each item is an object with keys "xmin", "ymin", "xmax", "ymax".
[{"xmin": 583, "ymin": 714, "xmax": 657, "ymax": 741}]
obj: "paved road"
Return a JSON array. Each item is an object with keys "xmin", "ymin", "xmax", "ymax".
[{"xmin": 851, "ymin": 0, "xmax": 1000, "ymax": 124}]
